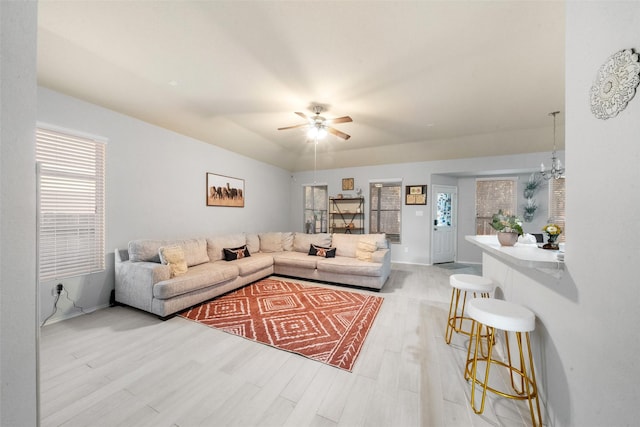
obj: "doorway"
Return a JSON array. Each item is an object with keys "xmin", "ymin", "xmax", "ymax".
[{"xmin": 431, "ymin": 185, "xmax": 457, "ymax": 264}]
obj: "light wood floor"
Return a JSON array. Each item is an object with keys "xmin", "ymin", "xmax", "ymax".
[{"xmin": 40, "ymin": 263, "xmax": 541, "ymax": 427}]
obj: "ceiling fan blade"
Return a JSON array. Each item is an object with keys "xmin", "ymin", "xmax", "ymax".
[
  {"xmin": 295, "ymin": 112, "xmax": 309, "ymax": 120},
  {"xmin": 277, "ymin": 123, "xmax": 309, "ymax": 131},
  {"xmin": 327, "ymin": 116, "xmax": 353, "ymax": 124},
  {"xmin": 327, "ymin": 127, "xmax": 351, "ymax": 140}
]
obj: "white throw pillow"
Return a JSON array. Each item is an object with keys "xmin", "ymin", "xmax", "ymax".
[{"xmin": 158, "ymin": 245, "xmax": 188, "ymax": 278}]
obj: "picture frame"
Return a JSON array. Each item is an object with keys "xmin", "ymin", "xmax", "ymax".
[
  {"xmin": 342, "ymin": 178, "xmax": 354, "ymax": 191},
  {"xmin": 206, "ymin": 173, "xmax": 245, "ymax": 207},
  {"xmin": 405, "ymin": 185, "xmax": 427, "ymax": 205}
]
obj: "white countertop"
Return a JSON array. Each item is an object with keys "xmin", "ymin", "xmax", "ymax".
[{"xmin": 465, "ymin": 235, "xmax": 564, "ymax": 271}]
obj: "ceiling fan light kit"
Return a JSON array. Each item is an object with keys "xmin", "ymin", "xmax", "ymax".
[{"xmin": 278, "ymin": 105, "xmax": 352, "ymax": 141}]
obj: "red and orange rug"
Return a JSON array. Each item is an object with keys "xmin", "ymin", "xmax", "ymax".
[{"xmin": 179, "ymin": 277, "xmax": 383, "ymax": 371}]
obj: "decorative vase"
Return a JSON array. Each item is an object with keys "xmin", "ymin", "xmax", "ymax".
[
  {"xmin": 542, "ymin": 234, "xmax": 560, "ymax": 250},
  {"xmin": 497, "ymin": 232, "xmax": 519, "ymax": 246}
]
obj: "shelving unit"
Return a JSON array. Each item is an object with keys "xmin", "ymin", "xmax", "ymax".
[{"xmin": 329, "ymin": 197, "xmax": 364, "ymax": 234}]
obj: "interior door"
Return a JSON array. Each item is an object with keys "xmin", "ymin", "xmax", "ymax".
[{"xmin": 431, "ymin": 185, "xmax": 457, "ymax": 264}]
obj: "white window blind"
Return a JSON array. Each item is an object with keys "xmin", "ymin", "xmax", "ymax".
[
  {"xmin": 370, "ymin": 181, "xmax": 401, "ymax": 243},
  {"xmin": 549, "ymin": 177, "xmax": 566, "ymax": 242},
  {"xmin": 36, "ymin": 127, "xmax": 106, "ymax": 281},
  {"xmin": 476, "ymin": 178, "xmax": 517, "ymax": 235}
]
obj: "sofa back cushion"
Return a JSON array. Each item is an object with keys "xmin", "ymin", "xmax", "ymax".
[
  {"xmin": 129, "ymin": 238, "xmax": 209, "ymax": 267},
  {"xmin": 129, "ymin": 239, "xmax": 164, "ymax": 263},
  {"xmin": 332, "ymin": 233, "xmax": 387, "ymax": 258},
  {"xmin": 207, "ymin": 233, "xmax": 246, "ymax": 261},
  {"xmin": 259, "ymin": 232, "xmax": 283, "ymax": 252},
  {"xmin": 331, "ymin": 234, "xmax": 360, "ymax": 258},
  {"xmin": 245, "ymin": 233, "xmax": 260, "ymax": 254},
  {"xmin": 293, "ymin": 233, "xmax": 332, "ymax": 253}
]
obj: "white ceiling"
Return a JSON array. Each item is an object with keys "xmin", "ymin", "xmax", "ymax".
[{"xmin": 37, "ymin": 0, "xmax": 565, "ymax": 172}]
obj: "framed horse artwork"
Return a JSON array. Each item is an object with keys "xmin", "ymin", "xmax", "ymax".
[{"xmin": 206, "ymin": 173, "xmax": 245, "ymax": 207}]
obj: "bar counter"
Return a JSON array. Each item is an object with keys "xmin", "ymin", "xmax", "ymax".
[
  {"xmin": 465, "ymin": 235, "xmax": 564, "ymax": 274},
  {"xmin": 465, "ymin": 234, "xmax": 569, "ymax": 425}
]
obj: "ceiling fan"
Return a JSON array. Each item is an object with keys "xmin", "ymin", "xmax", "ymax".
[{"xmin": 278, "ymin": 105, "xmax": 352, "ymax": 140}]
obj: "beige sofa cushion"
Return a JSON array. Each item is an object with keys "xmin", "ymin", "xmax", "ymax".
[
  {"xmin": 259, "ymin": 232, "xmax": 283, "ymax": 252},
  {"xmin": 179, "ymin": 238, "xmax": 210, "ymax": 266},
  {"xmin": 316, "ymin": 257, "xmax": 384, "ymax": 277},
  {"xmin": 153, "ymin": 262, "xmax": 239, "ymax": 299},
  {"xmin": 129, "ymin": 238, "xmax": 209, "ymax": 267},
  {"xmin": 282, "ymin": 232, "xmax": 294, "ymax": 251},
  {"xmin": 332, "ymin": 233, "xmax": 387, "ymax": 258},
  {"xmin": 331, "ymin": 233, "xmax": 360, "ymax": 258},
  {"xmin": 128, "ymin": 239, "xmax": 165, "ymax": 263},
  {"xmin": 292, "ymin": 232, "xmax": 332, "ymax": 253},
  {"xmin": 246, "ymin": 233, "xmax": 260, "ymax": 254},
  {"xmin": 207, "ymin": 233, "xmax": 246, "ymax": 261}
]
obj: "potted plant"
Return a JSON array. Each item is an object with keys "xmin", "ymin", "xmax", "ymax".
[
  {"xmin": 523, "ymin": 198, "xmax": 538, "ymax": 222},
  {"xmin": 542, "ymin": 223, "xmax": 562, "ymax": 249},
  {"xmin": 490, "ymin": 210, "xmax": 523, "ymax": 246}
]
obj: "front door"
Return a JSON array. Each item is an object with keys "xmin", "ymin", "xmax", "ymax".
[{"xmin": 431, "ymin": 185, "xmax": 457, "ymax": 264}]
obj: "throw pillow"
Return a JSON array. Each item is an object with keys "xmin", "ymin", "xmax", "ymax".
[
  {"xmin": 356, "ymin": 239, "xmax": 378, "ymax": 262},
  {"xmin": 223, "ymin": 245, "xmax": 251, "ymax": 261},
  {"xmin": 158, "ymin": 245, "xmax": 188, "ymax": 278},
  {"xmin": 308, "ymin": 244, "xmax": 336, "ymax": 258}
]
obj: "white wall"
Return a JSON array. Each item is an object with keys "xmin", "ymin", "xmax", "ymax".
[
  {"xmin": 290, "ymin": 151, "xmax": 562, "ymax": 265},
  {"xmin": 0, "ymin": 1, "xmax": 39, "ymax": 425},
  {"xmin": 37, "ymin": 88, "xmax": 293, "ymax": 324},
  {"xmin": 561, "ymin": 2, "xmax": 640, "ymax": 425}
]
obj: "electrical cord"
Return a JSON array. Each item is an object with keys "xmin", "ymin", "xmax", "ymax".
[
  {"xmin": 41, "ymin": 286, "xmax": 89, "ymax": 327},
  {"xmin": 41, "ymin": 292, "xmax": 60, "ymax": 327}
]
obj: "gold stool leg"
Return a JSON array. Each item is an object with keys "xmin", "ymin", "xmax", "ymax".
[
  {"xmin": 445, "ymin": 288, "xmax": 467, "ymax": 344},
  {"xmin": 444, "ymin": 288, "xmax": 457, "ymax": 343},
  {"xmin": 468, "ymin": 320, "xmax": 495, "ymax": 415},
  {"xmin": 520, "ymin": 332, "xmax": 543, "ymax": 427}
]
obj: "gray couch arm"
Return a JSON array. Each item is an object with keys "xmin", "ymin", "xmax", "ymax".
[{"xmin": 115, "ymin": 250, "xmax": 170, "ymax": 312}]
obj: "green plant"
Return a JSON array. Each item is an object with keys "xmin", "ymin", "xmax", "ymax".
[
  {"xmin": 490, "ymin": 210, "xmax": 524, "ymax": 235},
  {"xmin": 523, "ymin": 198, "xmax": 538, "ymax": 222},
  {"xmin": 523, "ymin": 173, "xmax": 542, "ymax": 199}
]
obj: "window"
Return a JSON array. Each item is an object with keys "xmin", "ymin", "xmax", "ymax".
[
  {"xmin": 370, "ymin": 181, "xmax": 401, "ymax": 243},
  {"xmin": 476, "ymin": 178, "xmax": 517, "ymax": 235},
  {"xmin": 549, "ymin": 177, "xmax": 566, "ymax": 242},
  {"xmin": 303, "ymin": 185, "xmax": 328, "ymax": 233},
  {"xmin": 36, "ymin": 126, "xmax": 106, "ymax": 281}
]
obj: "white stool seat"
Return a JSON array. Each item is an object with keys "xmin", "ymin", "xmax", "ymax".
[
  {"xmin": 467, "ymin": 298, "xmax": 535, "ymax": 332},
  {"xmin": 450, "ymin": 274, "xmax": 494, "ymax": 293},
  {"xmin": 445, "ymin": 274, "xmax": 495, "ymax": 345}
]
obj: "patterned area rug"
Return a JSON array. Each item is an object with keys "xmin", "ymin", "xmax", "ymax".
[{"xmin": 179, "ymin": 278, "xmax": 384, "ymax": 371}]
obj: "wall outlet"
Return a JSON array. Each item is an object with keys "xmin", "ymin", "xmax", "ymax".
[
  {"xmin": 404, "ymin": 247, "xmax": 409, "ymax": 253},
  {"xmin": 52, "ymin": 283, "xmax": 63, "ymax": 296}
]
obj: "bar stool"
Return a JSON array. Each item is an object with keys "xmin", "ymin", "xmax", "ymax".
[
  {"xmin": 464, "ymin": 298, "xmax": 542, "ymax": 427},
  {"xmin": 445, "ymin": 274, "xmax": 495, "ymax": 344}
]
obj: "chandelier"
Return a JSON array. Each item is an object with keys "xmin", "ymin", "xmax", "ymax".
[{"xmin": 540, "ymin": 111, "xmax": 564, "ymax": 180}]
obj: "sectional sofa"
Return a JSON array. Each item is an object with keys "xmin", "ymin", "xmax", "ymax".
[{"xmin": 114, "ymin": 231, "xmax": 391, "ymax": 318}]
